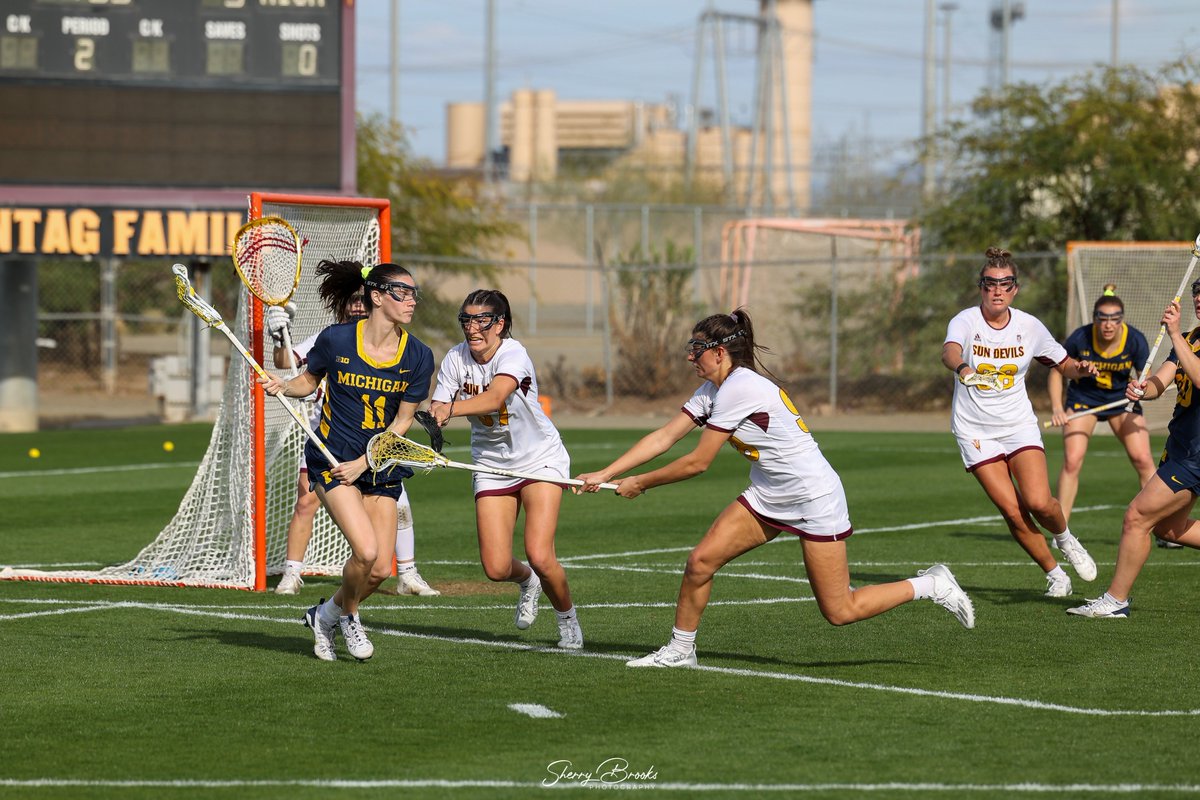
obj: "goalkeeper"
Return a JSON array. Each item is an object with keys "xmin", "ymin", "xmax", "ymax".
[
  {"xmin": 267, "ymin": 290, "xmax": 440, "ymax": 598},
  {"xmin": 942, "ymin": 246, "xmax": 1100, "ymax": 600}
]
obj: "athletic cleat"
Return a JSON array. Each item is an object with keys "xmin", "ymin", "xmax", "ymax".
[
  {"xmin": 339, "ymin": 613, "xmax": 374, "ymax": 661},
  {"xmin": 303, "ymin": 600, "xmax": 337, "ymax": 661},
  {"xmin": 274, "ymin": 571, "xmax": 304, "ymax": 595},
  {"xmin": 557, "ymin": 618, "xmax": 584, "ymax": 650},
  {"xmin": 1067, "ymin": 594, "xmax": 1130, "ymax": 619},
  {"xmin": 1156, "ymin": 537, "xmax": 1184, "ymax": 549},
  {"xmin": 397, "ymin": 569, "xmax": 441, "ymax": 596},
  {"xmin": 627, "ymin": 645, "xmax": 698, "ymax": 668},
  {"xmin": 919, "ymin": 564, "xmax": 975, "ymax": 629},
  {"xmin": 1045, "ymin": 571, "xmax": 1073, "ymax": 598},
  {"xmin": 515, "ymin": 573, "xmax": 542, "ymax": 630},
  {"xmin": 1056, "ymin": 534, "xmax": 1097, "ymax": 582}
]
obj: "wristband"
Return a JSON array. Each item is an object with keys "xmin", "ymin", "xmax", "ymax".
[{"xmin": 955, "ymin": 362, "xmax": 970, "ymax": 376}]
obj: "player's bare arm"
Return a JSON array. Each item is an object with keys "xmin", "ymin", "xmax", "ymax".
[
  {"xmin": 614, "ymin": 427, "xmax": 729, "ymax": 499},
  {"xmin": 576, "ymin": 412, "xmax": 695, "ymax": 492},
  {"xmin": 260, "ymin": 370, "xmax": 319, "ymax": 398}
]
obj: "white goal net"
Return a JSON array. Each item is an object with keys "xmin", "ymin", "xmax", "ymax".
[
  {"xmin": 1066, "ymin": 241, "xmax": 1194, "ymax": 433},
  {"xmin": 1, "ymin": 194, "xmax": 388, "ymax": 590}
]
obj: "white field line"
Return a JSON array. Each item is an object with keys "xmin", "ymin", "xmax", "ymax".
[
  {"xmin": 1, "ymin": 778, "xmax": 1199, "ymax": 793},
  {"xmin": 0, "ymin": 462, "xmax": 198, "ymax": 479},
  {"xmin": 508, "ymin": 703, "xmax": 564, "ymax": 719},
  {"xmin": 0, "ymin": 599, "xmax": 1196, "ymax": 718}
]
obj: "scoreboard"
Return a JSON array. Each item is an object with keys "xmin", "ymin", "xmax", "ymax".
[{"xmin": 0, "ymin": 0, "xmax": 352, "ymax": 193}]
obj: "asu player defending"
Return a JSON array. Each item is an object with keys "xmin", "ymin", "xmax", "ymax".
[
  {"xmin": 428, "ymin": 289, "xmax": 584, "ymax": 650},
  {"xmin": 1070, "ymin": 284, "xmax": 1200, "ymax": 618},
  {"xmin": 943, "ymin": 247, "xmax": 1099, "ymax": 599},
  {"xmin": 1048, "ymin": 285, "xmax": 1155, "ymax": 525},
  {"xmin": 577, "ymin": 310, "xmax": 975, "ymax": 669},
  {"xmin": 261, "ymin": 261, "xmax": 434, "ymax": 661}
]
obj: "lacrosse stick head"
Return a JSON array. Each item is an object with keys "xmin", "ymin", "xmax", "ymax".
[
  {"xmin": 172, "ymin": 263, "xmax": 223, "ymax": 326},
  {"xmin": 366, "ymin": 430, "xmax": 442, "ymax": 474},
  {"xmin": 231, "ymin": 216, "xmax": 303, "ymax": 306},
  {"xmin": 960, "ymin": 371, "xmax": 1004, "ymax": 391}
]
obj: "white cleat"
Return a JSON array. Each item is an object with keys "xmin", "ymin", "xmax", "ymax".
[
  {"xmin": 627, "ymin": 645, "xmax": 698, "ymax": 668},
  {"xmin": 919, "ymin": 564, "xmax": 976, "ymax": 629},
  {"xmin": 397, "ymin": 569, "xmax": 441, "ymax": 596},
  {"xmin": 303, "ymin": 601, "xmax": 337, "ymax": 662},
  {"xmin": 1056, "ymin": 534, "xmax": 1097, "ymax": 582},
  {"xmin": 1066, "ymin": 594, "xmax": 1130, "ymax": 619},
  {"xmin": 274, "ymin": 571, "xmax": 304, "ymax": 595},
  {"xmin": 1045, "ymin": 571, "xmax": 1073, "ymax": 598},
  {"xmin": 515, "ymin": 573, "xmax": 542, "ymax": 630},
  {"xmin": 557, "ymin": 618, "xmax": 584, "ymax": 650},
  {"xmin": 339, "ymin": 613, "xmax": 374, "ymax": 661}
]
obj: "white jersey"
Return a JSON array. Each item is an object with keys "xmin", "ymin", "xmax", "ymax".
[
  {"xmin": 431, "ymin": 338, "xmax": 568, "ymax": 476},
  {"xmin": 291, "ymin": 334, "xmax": 323, "ymax": 428},
  {"xmin": 945, "ymin": 305, "xmax": 1067, "ymax": 438},
  {"xmin": 682, "ymin": 367, "xmax": 842, "ymax": 519}
]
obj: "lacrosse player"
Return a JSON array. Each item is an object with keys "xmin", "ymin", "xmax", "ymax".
[
  {"xmin": 1048, "ymin": 285, "xmax": 1156, "ymax": 527},
  {"xmin": 1070, "ymin": 287, "xmax": 1200, "ymax": 618},
  {"xmin": 267, "ymin": 289, "xmax": 441, "ymax": 597},
  {"xmin": 261, "ymin": 260, "xmax": 434, "ymax": 661},
  {"xmin": 943, "ymin": 247, "xmax": 1099, "ymax": 599},
  {"xmin": 427, "ymin": 289, "xmax": 584, "ymax": 650},
  {"xmin": 576, "ymin": 309, "xmax": 975, "ymax": 670}
]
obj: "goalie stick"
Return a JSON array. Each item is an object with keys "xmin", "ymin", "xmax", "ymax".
[
  {"xmin": 366, "ymin": 430, "xmax": 619, "ymax": 491},
  {"xmin": 172, "ymin": 263, "xmax": 340, "ymax": 467},
  {"xmin": 231, "ymin": 216, "xmax": 304, "ymax": 373}
]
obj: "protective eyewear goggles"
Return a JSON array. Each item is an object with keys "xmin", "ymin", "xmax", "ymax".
[
  {"xmin": 978, "ymin": 276, "xmax": 1018, "ymax": 292},
  {"xmin": 1093, "ymin": 311, "xmax": 1124, "ymax": 323},
  {"xmin": 367, "ymin": 280, "xmax": 420, "ymax": 303},
  {"xmin": 1192, "ymin": 280, "xmax": 1200, "ymax": 298},
  {"xmin": 684, "ymin": 330, "xmax": 745, "ymax": 357},
  {"xmin": 458, "ymin": 311, "xmax": 501, "ymax": 331}
]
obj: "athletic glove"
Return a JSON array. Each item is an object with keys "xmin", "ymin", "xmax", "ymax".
[
  {"xmin": 265, "ymin": 303, "xmax": 295, "ymax": 347},
  {"xmin": 413, "ymin": 410, "xmax": 445, "ymax": 453}
]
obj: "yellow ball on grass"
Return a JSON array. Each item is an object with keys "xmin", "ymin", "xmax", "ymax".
[
  {"xmin": 163, "ymin": 441, "xmax": 175, "ymax": 452},
  {"xmin": 27, "ymin": 448, "xmax": 40, "ymax": 459}
]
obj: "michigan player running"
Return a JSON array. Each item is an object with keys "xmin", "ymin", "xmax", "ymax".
[
  {"xmin": 428, "ymin": 290, "xmax": 584, "ymax": 650},
  {"xmin": 943, "ymin": 247, "xmax": 1099, "ymax": 599},
  {"xmin": 261, "ymin": 260, "xmax": 433, "ymax": 661},
  {"xmin": 1047, "ymin": 285, "xmax": 1155, "ymax": 525},
  {"xmin": 1070, "ymin": 284, "xmax": 1200, "ymax": 618},
  {"xmin": 576, "ymin": 310, "xmax": 975, "ymax": 669}
]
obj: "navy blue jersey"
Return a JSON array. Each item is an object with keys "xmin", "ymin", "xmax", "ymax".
[
  {"xmin": 1062, "ymin": 322, "xmax": 1149, "ymax": 412},
  {"xmin": 1165, "ymin": 328, "xmax": 1200, "ymax": 464},
  {"xmin": 303, "ymin": 320, "xmax": 434, "ymax": 479}
]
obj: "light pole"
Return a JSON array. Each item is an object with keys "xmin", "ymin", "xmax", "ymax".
[{"xmin": 939, "ymin": 2, "xmax": 958, "ymax": 127}]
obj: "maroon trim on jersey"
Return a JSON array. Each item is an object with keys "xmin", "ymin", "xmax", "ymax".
[
  {"xmin": 1036, "ymin": 355, "xmax": 1062, "ymax": 367},
  {"xmin": 705, "ymin": 421, "xmax": 735, "ymax": 433},
  {"xmin": 683, "ymin": 407, "xmax": 707, "ymax": 427},
  {"xmin": 736, "ymin": 496, "xmax": 853, "ymax": 541},
  {"xmin": 965, "ymin": 453, "xmax": 1007, "ymax": 473},
  {"xmin": 494, "ymin": 372, "xmax": 521, "ymax": 387},
  {"xmin": 474, "ymin": 479, "xmax": 565, "ymax": 500},
  {"xmin": 748, "ymin": 411, "xmax": 770, "ymax": 432},
  {"xmin": 1005, "ymin": 444, "xmax": 1045, "ymax": 460}
]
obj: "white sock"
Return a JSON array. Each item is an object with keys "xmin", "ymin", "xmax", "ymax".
[
  {"xmin": 907, "ymin": 575, "xmax": 935, "ymax": 600},
  {"xmin": 555, "ymin": 606, "xmax": 577, "ymax": 622},
  {"xmin": 1046, "ymin": 565, "xmax": 1068, "ymax": 580},
  {"xmin": 1104, "ymin": 591, "xmax": 1128, "ymax": 606},
  {"xmin": 669, "ymin": 626, "xmax": 697, "ymax": 652},
  {"xmin": 397, "ymin": 560, "xmax": 416, "ymax": 575},
  {"xmin": 318, "ymin": 598, "xmax": 343, "ymax": 627},
  {"xmin": 1053, "ymin": 529, "xmax": 1075, "ymax": 547},
  {"xmin": 395, "ymin": 488, "xmax": 416, "ymax": 561},
  {"xmin": 284, "ymin": 560, "xmax": 303, "ymax": 575},
  {"xmin": 518, "ymin": 564, "xmax": 537, "ymax": 588}
]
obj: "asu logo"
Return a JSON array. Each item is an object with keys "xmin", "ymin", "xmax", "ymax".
[{"xmin": 972, "ymin": 439, "xmax": 982, "ymax": 451}]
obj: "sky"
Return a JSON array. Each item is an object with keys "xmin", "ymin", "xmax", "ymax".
[{"xmin": 353, "ymin": 0, "xmax": 1200, "ymax": 168}]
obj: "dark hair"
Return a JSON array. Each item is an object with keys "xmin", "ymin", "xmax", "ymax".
[
  {"xmin": 315, "ymin": 259, "xmax": 413, "ymax": 314},
  {"xmin": 461, "ymin": 289, "xmax": 514, "ymax": 339},
  {"xmin": 978, "ymin": 246, "xmax": 1019, "ymax": 284},
  {"xmin": 1093, "ymin": 283, "xmax": 1124, "ymax": 316},
  {"xmin": 691, "ymin": 308, "xmax": 776, "ymax": 378}
]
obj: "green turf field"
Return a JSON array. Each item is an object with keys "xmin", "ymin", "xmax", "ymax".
[{"xmin": 1, "ymin": 422, "xmax": 1197, "ymax": 799}]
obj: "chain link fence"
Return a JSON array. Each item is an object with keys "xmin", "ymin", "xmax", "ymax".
[{"xmin": 28, "ymin": 203, "xmax": 1068, "ymax": 420}]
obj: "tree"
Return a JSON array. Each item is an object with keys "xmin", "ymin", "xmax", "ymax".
[
  {"xmin": 355, "ymin": 113, "xmax": 517, "ymax": 340},
  {"xmin": 919, "ymin": 58, "xmax": 1200, "ymax": 252}
]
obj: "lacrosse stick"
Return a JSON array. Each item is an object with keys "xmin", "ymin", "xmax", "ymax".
[
  {"xmin": 1125, "ymin": 232, "xmax": 1200, "ymax": 412},
  {"xmin": 366, "ymin": 430, "xmax": 619, "ymax": 491},
  {"xmin": 1042, "ymin": 398, "xmax": 1129, "ymax": 429},
  {"xmin": 960, "ymin": 371, "xmax": 1004, "ymax": 391},
  {"xmin": 172, "ymin": 263, "xmax": 339, "ymax": 467},
  {"xmin": 231, "ymin": 216, "xmax": 303, "ymax": 373}
]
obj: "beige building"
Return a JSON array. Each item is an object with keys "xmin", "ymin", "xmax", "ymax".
[{"xmin": 445, "ymin": 0, "xmax": 812, "ymax": 208}]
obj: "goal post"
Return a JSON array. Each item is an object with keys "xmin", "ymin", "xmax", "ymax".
[
  {"xmin": 1065, "ymin": 240, "xmax": 1192, "ymax": 432},
  {"xmin": 0, "ymin": 193, "xmax": 390, "ymax": 590}
]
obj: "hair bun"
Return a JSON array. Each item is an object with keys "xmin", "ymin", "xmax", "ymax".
[{"xmin": 1102, "ymin": 283, "xmax": 1117, "ymax": 296}]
